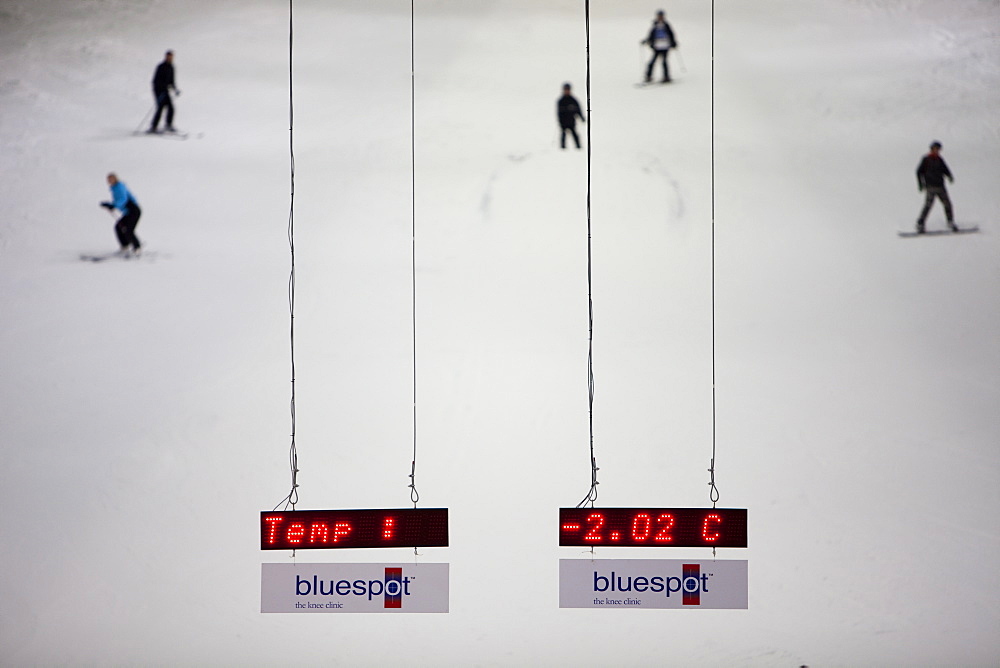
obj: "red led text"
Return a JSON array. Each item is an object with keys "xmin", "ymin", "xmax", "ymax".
[
  {"xmin": 260, "ymin": 508, "xmax": 449, "ymax": 550},
  {"xmin": 559, "ymin": 508, "xmax": 747, "ymax": 548}
]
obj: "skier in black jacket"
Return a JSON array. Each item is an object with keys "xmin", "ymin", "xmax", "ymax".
[
  {"xmin": 149, "ymin": 50, "xmax": 179, "ymax": 133},
  {"xmin": 641, "ymin": 10, "xmax": 677, "ymax": 83},
  {"xmin": 557, "ymin": 83, "xmax": 585, "ymax": 149},
  {"xmin": 915, "ymin": 141, "xmax": 957, "ymax": 233}
]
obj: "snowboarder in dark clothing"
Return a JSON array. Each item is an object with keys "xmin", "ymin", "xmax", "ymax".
[
  {"xmin": 100, "ymin": 173, "xmax": 142, "ymax": 255},
  {"xmin": 641, "ymin": 10, "xmax": 677, "ymax": 83},
  {"xmin": 149, "ymin": 50, "xmax": 179, "ymax": 133},
  {"xmin": 915, "ymin": 141, "xmax": 957, "ymax": 233},
  {"xmin": 557, "ymin": 83, "xmax": 585, "ymax": 149}
]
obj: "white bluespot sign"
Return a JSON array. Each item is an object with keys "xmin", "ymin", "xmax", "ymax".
[
  {"xmin": 559, "ymin": 559, "xmax": 748, "ymax": 609},
  {"xmin": 261, "ymin": 563, "xmax": 449, "ymax": 613}
]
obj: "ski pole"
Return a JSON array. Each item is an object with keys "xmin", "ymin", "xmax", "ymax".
[
  {"xmin": 134, "ymin": 103, "xmax": 156, "ymax": 134},
  {"xmin": 673, "ymin": 47, "xmax": 687, "ymax": 74}
]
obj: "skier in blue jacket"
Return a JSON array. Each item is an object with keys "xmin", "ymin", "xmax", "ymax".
[{"xmin": 100, "ymin": 173, "xmax": 142, "ymax": 255}]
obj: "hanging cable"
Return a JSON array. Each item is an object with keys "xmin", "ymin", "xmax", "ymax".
[
  {"xmin": 408, "ymin": 0, "xmax": 420, "ymax": 509},
  {"xmin": 707, "ymin": 0, "xmax": 721, "ymax": 511},
  {"xmin": 275, "ymin": 0, "xmax": 299, "ymax": 512},
  {"xmin": 576, "ymin": 0, "xmax": 599, "ymax": 509}
]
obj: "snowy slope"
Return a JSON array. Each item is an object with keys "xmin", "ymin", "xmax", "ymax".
[{"xmin": 1, "ymin": 0, "xmax": 998, "ymax": 666}]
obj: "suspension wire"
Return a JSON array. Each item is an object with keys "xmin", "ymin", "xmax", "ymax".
[
  {"xmin": 275, "ymin": 0, "xmax": 299, "ymax": 512},
  {"xmin": 707, "ymin": 0, "xmax": 721, "ymax": 514},
  {"xmin": 408, "ymin": 0, "xmax": 420, "ymax": 509},
  {"xmin": 576, "ymin": 0, "xmax": 599, "ymax": 509}
]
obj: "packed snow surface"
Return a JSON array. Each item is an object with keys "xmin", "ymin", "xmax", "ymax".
[{"xmin": 1, "ymin": 0, "xmax": 998, "ymax": 665}]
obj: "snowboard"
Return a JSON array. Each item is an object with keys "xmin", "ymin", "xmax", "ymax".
[
  {"xmin": 898, "ymin": 225, "xmax": 979, "ymax": 238},
  {"xmin": 634, "ymin": 79, "xmax": 673, "ymax": 88}
]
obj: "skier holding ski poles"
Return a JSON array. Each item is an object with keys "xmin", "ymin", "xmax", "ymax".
[
  {"xmin": 100, "ymin": 173, "xmax": 142, "ymax": 256},
  {"xmin": 148, "ymin": 50, "xmax": 180, "ymax": 134},
  {"xmin": 641, "ymin": 10, "xmax": 678, "ymax": 83}
]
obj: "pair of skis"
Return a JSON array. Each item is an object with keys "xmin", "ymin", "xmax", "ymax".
[
  {"xmin": 633, "ymin": 79, "xmax": 672, "ymax": 88},
  {"xmin": 80, "ymin": 250, "xmax": 155, "ymax": 263},
  {"xmin": 133, "ymin": 128, "xmax": 190, "ymax": 140}
]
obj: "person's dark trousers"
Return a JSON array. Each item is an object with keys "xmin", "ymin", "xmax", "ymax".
[
  {"xmin": 561, "ymin": 125, "xmax": 580, "ymax": 149},
  {"xmin": 917, "ymin": 187, "xmax": 954, "ymax": 229},
  {"xmin": 646, "ymin": 49, "xmax": 670, "ymax": 81},
  {"xmin": 150, "ymin": 91, "xmax": 173, "ymax": 130},
  {"xmin": 115, "ymin": 204, "xmax": 142, "ymax": 250}
]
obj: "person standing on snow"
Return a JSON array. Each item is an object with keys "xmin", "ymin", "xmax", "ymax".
[
  {"xmin": 148, "ymin": 50, "xmax": 180, "ymax": 133},
  {"xmin": 100, "ymin": 173, "xmax": 142, "ymax": 255},
  {"xmin": 915, "ymin": 141, "xmax": 957, "ymax": 233},
  {"xmin": 557, "ymin": 83, "xmax": 585, "ymax": 150},
  {"xmin": 641, "ymin": 10, "xmax": 677, "ymax": 83}
]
